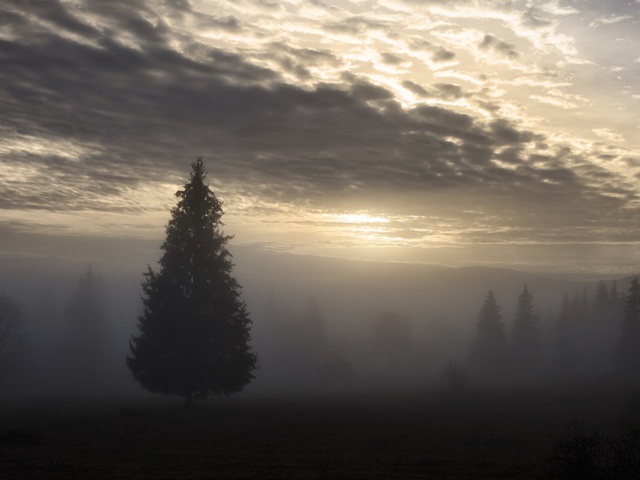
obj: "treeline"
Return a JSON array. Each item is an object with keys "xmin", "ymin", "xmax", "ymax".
[
  {"xmin": 465, "ymin": 279, "xmax": 636, "ymax": 385},
  {"xmin": 0, "ymin": 267, "xmax": 128, "ymax": 396},
  {"xmin": 2, "ymin": 268, "xmax": 640, "ymax": 395}
]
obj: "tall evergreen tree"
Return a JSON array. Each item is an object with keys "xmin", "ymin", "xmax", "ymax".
[
  {"xmin": 127, "ymin": 159, "xmax": 257, "ymax": 406},
  {"xmin": 557, "ymin": 294, "xmax": 572, "ymax": 372},
  {"xmin": 609, "ymin": 280, "xmax": 624, "ymax": 322},
  {"xmin": 375, "ymin": 310, "xmax": 411, "ymax": 379},
  {"xmin": 0, "ymin": 295, "xmax": 26, "ymax": 378},
  {"xmin": 592, "ymin": 281, "xmax": 609, "ymax": 322},
  {"xmin": 512, "ymin": 285, "xmax": 540, "ymax": 372},
  {"xmin": 63, "ymin": 266, "xmax": 108, "ymax": 391},
  {"xmin": 468, "ymin": 290, "xmax": 509, "ymax": 381},
  {"xmin": 610, "ymin": 280, "xmax": 621, "ymax": 307},
  {"xmin": 616, "ymin": 278, "xmax": 640, "ymax": 378}
]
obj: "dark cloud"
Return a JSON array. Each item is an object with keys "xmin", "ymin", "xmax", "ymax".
[
  {"xmin": 324, "ymin": 16, "xmax": 389, "ymax": 35},
  {"xmin": 479, "ymin": 34, "xmax": 519, "ymax": 59},
  {"xmin": 264, "ymin": 43, "xmax": 342, "ymax": 81},
  {"xmin": 409, "ymin": 39, "xmax": 456, "ymax": 63},
  {"xmin": 432, "ymin": 47, "xmax": 456, "ymax": 62},
  {"xmin": 402, "ymin": 80, "xmax": 430, "ymax": 97},
  {"xmin": 434, "ymin": 83, "xmax": 464, "ymax": 100},
  {"xmin": 269, "ymin": 43, "xmax": 342, "ymax": 68},
  {"xmin": 522, "ymin": 8, "xmax": 552, "ymax": 28},
  {"xmin": 380, "ymin": 52, "xmax": 405, "ymax": 65},
  {"xmin": 0, "ymin": 0, "xmax": 637, "ymax": 247},
  {"xmin": 489, "ymin": 119, "xmax": 536, "ymax": 145},
  {"xmin": 208, "ymin": 15, "xmax": 242, "ymax": 32}
]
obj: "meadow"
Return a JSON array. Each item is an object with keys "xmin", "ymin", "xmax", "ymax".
[{"xmin": 1, "ymin": 382, "xmax": 637, "ymax": 479}]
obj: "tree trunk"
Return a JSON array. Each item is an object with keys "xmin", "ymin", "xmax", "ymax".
[{"xmin": 184, "ymin": 391, "xmax": 193, "ymax": 409}]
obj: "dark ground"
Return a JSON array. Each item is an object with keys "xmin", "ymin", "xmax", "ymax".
[{"xmin": 0, "ymin": 384, "xmax": 637, "ymax": 479}]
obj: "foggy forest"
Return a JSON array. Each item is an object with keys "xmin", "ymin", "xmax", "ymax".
[
  {"xmin": 5, "ymin": 0, "xmax": 640, "ymax": 478},
  {"xmin": 3, "ymin": 244, "xmax": 640, "ymax": 399},
  {"xmin": 3, "ymin": 180, "xmax": 640, "ymax": 478}
]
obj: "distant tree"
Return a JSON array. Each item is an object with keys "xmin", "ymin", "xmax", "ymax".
[
  {"xmin": 304, "ymin": 297, "xmax": 326, "ymax": 349},
  {"xmin": 557, "ymin": 293, "xmax": 573, "ymax": 373},
  {"xmin": 592, "ymin": 281, "xmax": 609, "ymax": 322},
  {"xmin": 468, "ymin": 290, "xmax": 509, "ymax": 381},
  {"xmin": 610, "ymin": 280, "xmax": 622, "ymax": 307},
  {"xmin": 442, "ymin": 360, "xmax": 468, "ymax": 392},
  {"xmin": 127, "ymin": 158, "xmax": 257, "ymax": 407},
  {"xmin": 374, "ymin": 310, "xmax": 411, "ymax": 379},
  {"xmin": 63, "ymin": 266, "xmax": 108, "ymax": 390},
  {"xmin": 0, "ymin": 295, "xmax": 26, "ymax": 377},
  {"xmin": 511, "ymin": 285, "xmax": 540, "ymax": 372},
  {"xmin": 579, "ymin": 287, "xmax": 590, "ymax": 323},
  {"xmin": 285, "ymin": 297, "xmax": 329, "ymax": 373},
  {"xmin": 608, "ymin": 280, "xmax": 625, "ymax": 323},
  {"xmin": 616, "ymin": 278, "xmax": 640, "ymax": 378}
]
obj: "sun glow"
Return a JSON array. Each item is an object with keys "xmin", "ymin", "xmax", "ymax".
[
  {"xmin": 323, "ymin": 212, "xmax": 396, "ymax": 246},
  {"xmin": 331, "ymin": 212, "xmax": 391, "ymax": 225}
]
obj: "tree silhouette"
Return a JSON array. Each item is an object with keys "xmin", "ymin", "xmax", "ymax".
[
  {"xmin": 468, "ymin": 290, "xmax": 509, "ymax": 381},
  {"xmin": 0, "ymin": 295, "xmax": 26, "ymax": 377},
  {"xmin": 374, "ymin": 310, "xmax": 411, "ymax": 379},
  {"xmin": 127, "ymin": 158, "xmax": 256, "ymax": 407},
  {"xmin": 63, "ymin": 266, "xmax": 108, "ymax": 390},
  {"xmin": 511, "ymin": 285, "xmax": 540, "ymax": 373},
  {"xmin": 556, "ymin": 293, "xmax": 573, "ymax": 373},
  {"xmin": 616, "ymin": 278, "xmax": 640, "ymax": 379}
]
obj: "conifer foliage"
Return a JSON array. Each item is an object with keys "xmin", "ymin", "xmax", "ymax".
[
  {"xmin": 617, "ymin": 278, "xmax": 640, "ymax": 378},
  {"xmin": 468, "ymin": 290, "xmax": 509, "ymax": 380},
  {"xmin": 512, "ymin": 285, "xmax": 540, "ymax": 371},
  {"xmin": 64, "ymin": 267, "xmax": 108, "ymax": 391},
  {"xmin": 127, "ymin": 159, "xmax": 256, "ymax": 406}
]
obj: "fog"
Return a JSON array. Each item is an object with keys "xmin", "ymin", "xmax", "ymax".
[{"xmin": 0, "ymin": 247, "xmax": 631, "ymax": 400}]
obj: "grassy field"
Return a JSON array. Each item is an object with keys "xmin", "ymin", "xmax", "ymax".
[{"xmin": 0, "ymin": 384, "xmax": 637, "ymax": 479}]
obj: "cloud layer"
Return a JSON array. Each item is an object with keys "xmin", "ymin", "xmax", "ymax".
[{"xmin": 2, "ymin": 0, "xmax": 640, "ymax": 271}]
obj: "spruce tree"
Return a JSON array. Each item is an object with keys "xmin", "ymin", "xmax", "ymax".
[
  {"xmin": 592, "ymin": 281, "xmax": 609, "ymax": 322},
  {"xmin": 127, "ymin": 159, "xmax": 257, "ymax": 406},
  {"xmin": 468, "ymin": 290, "xmax": 509, "ymax": 381},
  {"xmin": 0, "ymin": 295, "xmax": 26, "ymax": 377},
  {"xmin": 64, "ymin": 267, "xmax": 108, "ymax": 392},
  {"xmin": 511, "ymin": 285, "xmax": 540, "ymax": 372},
  {"xmin": 557, "ymin": 293, "xmax": 572, "ymax": 373},
  {"xmin": 616, "ymin": 278, "xmax": 640, "ymax": 378}
]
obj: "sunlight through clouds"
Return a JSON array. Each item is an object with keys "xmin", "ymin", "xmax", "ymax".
[{"xmin": 2, "ymin": 0, "xmax": 640, "ymax": 272}]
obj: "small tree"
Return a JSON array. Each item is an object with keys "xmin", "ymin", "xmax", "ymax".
[
  {"xmin": 127, "ymin": 158, "xmax": 257, "ymax": 407},
  {"xmin": 468, "ymin": 290, "xmax": 509, "ymax": 381},
  {"xmin": 374, "ymin": 310, "xmax": 411, "ymax": 379},
  {"xmin": 512, "ymin": 285, "xmax": 540, "ymax": 373},
  {"xmin": 63, "ymin": 267, "xmax": 108, "ymax": 390},
  {"xmin": 592, "ymin": 281, "xmax": 610, "ymax": 322},
  {"xmin": 442, "ymin": 361, "xmax": 468, "ymax": 391},
  {"xmin": 616, "ymin": 278, "xmax": 640, "ymax": 379},
  {"xmin": 557, "ymin": 293, "xmax": 573, "ymax": 373},
  {"xmin": 0, "ymin": 295, "xmax": 26, "ymax": 377}
]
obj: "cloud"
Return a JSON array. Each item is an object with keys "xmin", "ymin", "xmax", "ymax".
[
  {"xmin": 589, "ymin": 14, "xmax": 633, "ymax": 28},
  {"xmin": 402, "ymin": 80, "xmax": 430, "ymax": 98},
  {"xmin": 323, "ymin": 16, "xmax": 390, "ymax": 36},
  {"xmin": 1, "ymin": 0, "xmax": 639, "ymax": 254},
  {"xmin": 478, "ymin": 33, "xmax": 519, "ymax": 60},
  {"xmin": 593, "ymin": 128, "xmax": 625, "ymax": 144},
  {"xmin": 434, "ymin": 83, "xmax": 464, "ymax": 100},
  {"xmin": 408, "ymin": 39, "xmax": 456, "ymax": 63},
  {"xmin": 380, "ymin": 52, "xmax": 405, "ymax": 66}
]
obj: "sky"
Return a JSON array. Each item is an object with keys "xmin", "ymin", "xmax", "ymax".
[{"xmin": 2, "ymin": 0, "xmax": 640, "ymax": 276}]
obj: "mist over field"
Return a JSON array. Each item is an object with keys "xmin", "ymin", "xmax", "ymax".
[
  {"xmin": 4, "ymin": 249, "xmax": 640, "ymax": 478},
  {"xmin": 0, "ymin": 249, "xmax": 632, "ymax": 399},
  {"xmin": 4, "ymin": 0, "xmax": 640, "ymax": 477}
]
